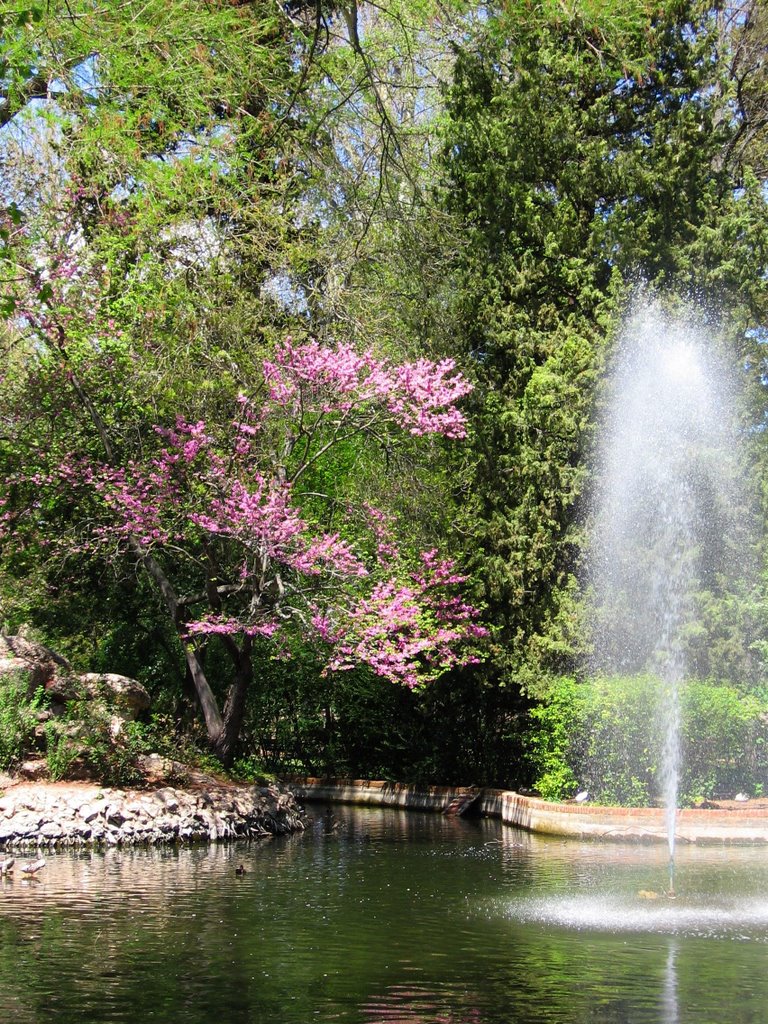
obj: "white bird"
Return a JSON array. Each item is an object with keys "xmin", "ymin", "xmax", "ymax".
[
  {"xmin": 0, "ymin": 857, "xmax": 14, "ymax": 875},
  {"xmin": 734, "ymin": 792, "xmax": 750, "ymax": 802},
  {"xmin": 20, "ymin": 858, "xmax": 45, "ymax": 876},
  {"xmin": 574, "ymin": 790, "xmax": 590, "ymax": 803}
]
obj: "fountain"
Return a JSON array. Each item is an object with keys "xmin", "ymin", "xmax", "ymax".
[{"xmin": 587, "ymin": 302, "xmax": 751, "ymax": 863}]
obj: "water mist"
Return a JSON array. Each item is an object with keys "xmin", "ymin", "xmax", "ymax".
[{"xmin": 589, "ymin": 304, "xmax": 746, "ymax": 864}]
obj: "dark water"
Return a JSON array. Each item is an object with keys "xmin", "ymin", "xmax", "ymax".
[{"xmin": 2, "ymin": 806, "xmax": 768, "ymax": 1023}]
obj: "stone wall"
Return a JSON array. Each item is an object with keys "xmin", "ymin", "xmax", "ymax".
[
  {"xmin": 0, "ymin": 780, "xmax": 305, "ymax": 849},
  {"xmin": 290, "ymin": 777, "xmax": 768, "ymax": 844}
]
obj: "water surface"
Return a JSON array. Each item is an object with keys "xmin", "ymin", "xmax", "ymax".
[{"xmin": 2, "ymin": 805, "xmax": 768, "ymax": 1023}]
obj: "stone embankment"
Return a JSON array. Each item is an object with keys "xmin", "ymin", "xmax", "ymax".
[
  {"xmin": 0, "ymin": 779, "xmax": 305, "ymax": 849},
  {"xmin": 0, "ymin": 633, "xmax": 306, "ymax": 847},
  {"xmin": 291, "ymin": 778, "xmax": 768, "ymax": 844}
]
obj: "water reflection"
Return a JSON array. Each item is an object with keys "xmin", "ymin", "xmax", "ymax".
[
  {"xmin": 361, "ymin": 982, "xmax": 484, "ymax": 1023},
  {"xmin": 0, "ymin": 808, "xmax": 767, "ymax": 1023},
  {"xmin": 662, "ymin": 944, "xmax": 679, "ymax": 1024}
]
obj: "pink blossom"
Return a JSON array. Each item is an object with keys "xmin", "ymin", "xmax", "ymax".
[
  {"xmin": 261, "ymin": 339, "xmax": 472, "ymax": 438},
  {"xmin": 187, "ymin": 615, "xmax": 280, "ymax": 638},
  {"xmin": 2, "ymin": 309, "xmax": 485, "ymax": 689}
]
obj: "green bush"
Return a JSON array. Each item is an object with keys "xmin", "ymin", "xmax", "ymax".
[
  {"xmin": 79, "ymin": 717, "xmax": 149, "ymax": 788},
  {"xmin": 682, "ymin": 684, "xmax": 768, "ymax": 801},
  {"xmin": 44, "ymin": 722, "xmax": 81, "ymax": 782},
  {"xmin": 0, "ymin": 673, "xmax": 42, "ymax": 771},
  {"xmin": 526, "ymin": 676, "xmax": 582, "ymax": 800},
  {"xmin": 527, "ymin": 675, "xmax": 768, "ymax": 806},
  {"xmin": 44, "ymin": 680, "xmax": 153, "ymax": 787},
  {"xmin": 230, "ymin": 756, "xmax": 275, "ymax": 784}
]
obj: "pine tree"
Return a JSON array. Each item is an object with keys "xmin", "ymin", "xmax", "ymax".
[{"xmin": 440, "ymin": 0, "xmax": 768, "ymax": 696}]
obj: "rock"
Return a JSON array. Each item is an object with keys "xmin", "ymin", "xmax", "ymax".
[
  {"xmin": 135, "ymin": 753, "xmax": 188, "ymax": 785},
  {"xmin": 106, "ymin": 807, "xmax": 128, "ymax": 826},
  {"xmin": 0, "ymin": 635, "xmax": 71, "ymax": 694},
  {"xmin": 0, "ymin": 779, "xmax": 305, "ymax": 848},
  {"xmin": 80, "ymin": 802, "xmax": 106, "ymax": 823},
  {"xmin": 46, "ymin": 672, "xmax": 151, "ymax": 724},
  {"xmin": 18, "ymin": 759, "xmax": 48, "ymax": 781},
  {"xmin": 156, "ymin": 790, "xmax": 180, "ymax": 813},
  {"xmin": 77, "ymin": 674, "xmax": 151, "ymax": 720},
  {"xmin": 135, "ymin": 798, "xmax": 159, "ymax": 820}
]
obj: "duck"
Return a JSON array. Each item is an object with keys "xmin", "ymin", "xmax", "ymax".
[
  {"xmin": 20, "ymin": 858, "xmax": 45, "ymax": 877},
  {"xmin": 235, "ymin": 864, "xmax": 246, "ymax": 876}
]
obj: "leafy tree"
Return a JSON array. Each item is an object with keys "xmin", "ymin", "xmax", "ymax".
[
  {"xmin": 439, "ymin": 0, "xmax": 768, "ymax": 705},
  {"xmin": 1, "ymin": 226, "xmax": 485, "ymax": 763},
  {"xmin": 0, "ymin": 0, "xmax": 487, "ymax": 770},
  {"xmin": 6, "ymin": 0, "xmax": 768, "ymax": 787}
]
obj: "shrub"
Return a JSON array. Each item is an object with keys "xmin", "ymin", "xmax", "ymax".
[
  {"xmin": 44, "ymin": 721, "xmax": 81, "ymax": 782},
  {"xmin": 44, "ymin": 681, "xmax": 151, "ymax": 787},
  {"xmin": 526, "ymin": 676, "xmax": 582, "ymax": 800},
  {"xmin": 0, "ymin": 673, "xmax": 42, "ymax": 771},
  {"xmin": 527, "ymin": 675, "xmax": 768, "ymax": 805}
]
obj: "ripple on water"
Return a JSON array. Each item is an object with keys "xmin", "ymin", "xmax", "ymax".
[{"xmin": 505, "ymin": 894, "xmax": 768, "ymax": 940}]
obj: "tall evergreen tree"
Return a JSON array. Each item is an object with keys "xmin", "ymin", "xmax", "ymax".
[{"xmin": 440, "ymin": 0, "xmax": 768, "ymax": 699}]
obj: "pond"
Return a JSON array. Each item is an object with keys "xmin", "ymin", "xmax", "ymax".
[{"xmin": 2, "ymin": 804, "xmax": 768, "ymax": 1023}]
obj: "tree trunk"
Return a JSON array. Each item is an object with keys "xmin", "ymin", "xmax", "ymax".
[
  {"xmin": 62, "ymin": 358, "xmax": 232, "ymax": 757},
  {"xmin": 212, "ymin": 635, "xmax": 254, "ymax": 768}
]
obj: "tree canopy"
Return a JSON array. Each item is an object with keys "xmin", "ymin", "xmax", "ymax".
[{"xmin": 2, "ymin": 0, "xmax": 768, "ymax": 785}]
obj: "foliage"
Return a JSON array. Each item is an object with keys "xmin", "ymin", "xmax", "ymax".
[
  {"xmin": 75, "ymin": 718, "xmax": 149, "ymax": 789},
  {"xmin": 3, "ymin": 0, "xmax": 768, "ymax": 788},
  {"xmin": 235, "ymin": 643, "xmax": 523, "ymax": 786},
  {"xmin": 0, "ymin": 674, "xmax": 42, "ymax": 771},
  {"xmin": 528, "ymin": 675, "xmax": 768, "ymax": 805},
  {"xmin": 439, "ymin": 0, "xmax": 768, "ymax": 700},
  {"xmin": 1, "ymin": 294, "xmax": 486, "ymax": 763},
  {"xmin": 45, "ymin": 700, "xmax": 200, "ymax": 787},
  {"xmin": 526, "ymin": 676, "xmax": 582, "ymax": 801},
  {"xmin": 0, "ymin": 0, "xmax": 489, "ymax": 770},
  {"xmin": 43, "ymin": 720, "xmax": 81, "ymax": 783},
  {"xmin": 230, "ymin": 757, "xmax": 275, "ymax": 785}
]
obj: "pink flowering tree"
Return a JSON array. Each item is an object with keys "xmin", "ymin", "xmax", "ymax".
[
  {"xmin": 2, "ymin": 232, "xmax": 487, "ymax": 763},
  {"xmin": 93, "ymin": 341, "xmax": 486, "ymax": 763}
]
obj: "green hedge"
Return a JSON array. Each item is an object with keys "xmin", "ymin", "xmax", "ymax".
[{"xmin": 527, "ymin": 675, "xmax": 768, "ymax": 805}]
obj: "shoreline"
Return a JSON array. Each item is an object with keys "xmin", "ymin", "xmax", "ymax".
[
  {"xmin": 6, "ymin": 772, "xmax": 768, "ymax": 848},
  {"xmin": 0, "ymin": 777, "xmax": 305, "ymax": 848},
  {"xmin": 290, "ymin": 777, "xmax": 768, "ymax": 844}
]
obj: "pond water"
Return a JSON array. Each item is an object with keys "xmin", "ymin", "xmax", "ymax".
[{"xmin": 3, "ymin": 804, "xmax": 768, "ymax": 1023}]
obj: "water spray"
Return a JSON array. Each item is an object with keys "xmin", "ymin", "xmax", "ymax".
[{"xmin": 590, "ymin": 302, "xmax": 743, "ymax": 869}]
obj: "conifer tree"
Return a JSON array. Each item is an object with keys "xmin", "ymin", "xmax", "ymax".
[{"xmin": 440, "ymin": 0, "xmax": 768, "ymax": 695}]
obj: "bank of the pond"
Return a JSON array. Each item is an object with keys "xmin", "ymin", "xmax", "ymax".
[
  {"xmin": 289, "ymin": 778, "xmax": 768, "ymax": 844},
  {"xmin": 8, "ymin": 773, "xmax": 768, "ymax": 849},
  {"xmin": 0, "ymin": 777, "xmax": 305, "ymax": 848}
]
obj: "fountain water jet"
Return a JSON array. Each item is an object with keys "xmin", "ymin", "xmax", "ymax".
[
  {"xmin": 588, "ymin": 303, "xmax": 748, "ymax": 860},
  {"xmin": 500, "ymin": 304, "xmax": 768, "ymax": 942}
]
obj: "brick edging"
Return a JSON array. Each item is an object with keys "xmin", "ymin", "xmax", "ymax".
[{"xmin": 286, "ymin": 777, "xmax": 768, "ymax": 844}]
